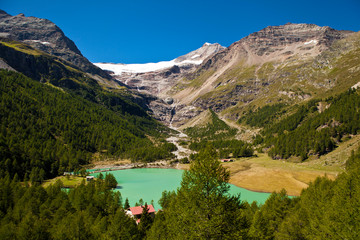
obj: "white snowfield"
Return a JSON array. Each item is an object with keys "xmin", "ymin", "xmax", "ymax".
[
  {"xmin": 94, "ymin": 58, "xmax": 202, "ymax": 75},
  {"xmin": 28, "ymin": 40, "xmax": 51, "ymax": 45},
  {"xmin": 304, "ymin": 39, "xmax": 318, "ymax": 45},
  {"xmin": 191, "ymin": 54, "xmax": 201, "ymax": 59},
  {"xmin": 94, "ymin": 42, "xmax": 224, "ymax": 75}
]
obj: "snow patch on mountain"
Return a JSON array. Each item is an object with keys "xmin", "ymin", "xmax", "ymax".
[
  {"xmin": 94, "ymin": 42, "xmax": 225, "ymax": 75},
  {"xmin": 304, "ymin": 39, "xmax": 318, "ymax": 45},
  {"xmin": 94, "ymin": 59, "xmax": 201, "ymax": 75},
  {"xmin": 29, "ymin": 40, "xmax": 51, "ymax": 45}
]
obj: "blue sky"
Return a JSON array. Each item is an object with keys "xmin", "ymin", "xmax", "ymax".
[{"xmin": 2, "ymin": 0, "xmax": 360, "ymax": 63}]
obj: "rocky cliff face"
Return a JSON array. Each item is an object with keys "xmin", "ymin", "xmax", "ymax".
[
  {"xmin": 192, "ymin": 24, "xmax": 352, "ymax": 78},
  {"xmin": 0, "ymin": 10, "xmax": 111, "ymax": 79},
  {"xmin": 175, "ymin": 42, "xmax": 224, "ymax": 64},
  {"xmin": 243, "ymin": 23, "xmax": 349, "ymax": 55},
  {"xmin": 167, "ymin": 24, "xmax": 357, "ymax": 124}
]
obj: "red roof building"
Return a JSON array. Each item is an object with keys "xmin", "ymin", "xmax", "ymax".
[
  {"xmin": 128, "ymin": 205, "xmax": 156, "ymax": 217},
  {"xmin": 126, "ymin": 205, "xmax": 156, "ymax": 224}
]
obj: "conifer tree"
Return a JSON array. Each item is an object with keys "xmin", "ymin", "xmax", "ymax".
[
  {"xmin": 104, "ymin": 173, "xmax": 118, "ymax": 189},
  {"xmin": 124, "ymin": 198, "xmax": 130, "ymax": 209},
  {"xmin": 148, "ymin": 145, "xmax": 249, "ymax": 239},
  {"xmin": 138, "ymin": 203, "xmax": 153, "ymax": 238}
]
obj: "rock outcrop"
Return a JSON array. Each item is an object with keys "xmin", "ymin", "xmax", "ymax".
[
  {"xmin": 193, "ymin": 23, "xmax": 352, "ymax": 77},
  {"xmin": 0, "ymin": 10, "xmax": 111, "ymax": 79}
]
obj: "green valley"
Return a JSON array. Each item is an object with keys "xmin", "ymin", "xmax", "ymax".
[{"xmin": 0, "ymin": 7, "xmax": 359, "ymax": 239}]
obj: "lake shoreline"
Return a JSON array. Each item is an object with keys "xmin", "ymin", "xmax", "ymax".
[
  {"xmin": 89, "ymin": 167, "xmax": 272, "ymax": 207},
  {"xmin": 88, "ymin": 160, "xmax": 184, "ymax": 172},
  {"xmin": 88, "ymin": 160, "xmax": 281, "ymax": 196}
]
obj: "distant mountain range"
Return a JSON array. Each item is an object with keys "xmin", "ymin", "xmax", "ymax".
[
  {"xmin": 94, "ymin": 22, "xmax": 359, "ymax": 129},
  {"xmin": 1, "ymin": 9, "xmax": 360, "ymax": 161}
]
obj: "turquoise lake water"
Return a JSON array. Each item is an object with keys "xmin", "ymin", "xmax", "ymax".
[{"xmin": 91, "ymin": 168, "xmax": 271, "ymax": 210}]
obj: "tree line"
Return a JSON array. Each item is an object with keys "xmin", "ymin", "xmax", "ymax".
[
  {"xmin": 189, "ymin": 139, "xmax": 254, "ymax": 159},
  {"xmin": 184, "ymin": 109, "xmax": 238, "ymax": 140},
  {"xmin": 239, "ymin": 103, "xmax": 287, "ymax": 128},
  {"xmin": 251, "ymin": 89, "xmax": 360, "ymax": 160},
  {"xmin": 184, "ymin": 109, "xmax": 254, "ymax": 159}
]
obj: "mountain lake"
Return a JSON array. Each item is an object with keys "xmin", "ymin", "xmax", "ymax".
[{"xmin": 91, "ymin": 168, "xmax": 271, "ymax": 210}]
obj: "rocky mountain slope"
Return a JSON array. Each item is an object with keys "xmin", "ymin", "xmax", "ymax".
[
  {"xmin": 95, "ymin": 43, "xmax": 224, "ymax": 96},
  {"xmin": 97, "ymin": 23, "xmax": 359, "ymax": 128},
  {"xmin": 3, "ymin": 10, "xmax": 358, "ymax": 134},
  {"xmin": 0, "ymin": 10, "xmax": 111, "ymax": 79},
  {"xmin": 95, "ymin": 42, "xmax": 225, "ymax": 124},
  {"xmin": 171, "ymin": 24, "xmax": 357, "ymax": 120},
  {"xmin": 176, "ymin": 23, "xmax": 353, "ymax": 104}
]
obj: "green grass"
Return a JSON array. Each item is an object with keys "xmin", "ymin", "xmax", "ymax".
[
  {"xmin": 1, "ymin": 41, "xmax": 44, "ymax": 56},
  {"xmin": 188, "ymin": 70, "xmax": 216, "ymax": 88},
  {"xmin": 42, "ymin": 175, "xmax": 86, "ymax": 188},
  {"xmin": 225, "ymin": 153, "xmax": 341, "ymax": 196}
]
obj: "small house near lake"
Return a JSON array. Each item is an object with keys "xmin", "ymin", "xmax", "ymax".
[
  {"xmin": 86, "ymin": 176, "xmax": 95, "ymax": 181},
  {"xmin": 126, "ymin": 205, "xmax": 156, "ymax": 224}
]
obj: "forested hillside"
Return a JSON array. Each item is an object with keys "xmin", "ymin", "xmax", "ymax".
[
  {"xmin": 0, "ymin": 175, "xmax": 140, "ymax": 239},
  {"xmin": 239, "ymin": 88, "xmax": 360, "ymax": 162},
  {"xmin": 184, "ymin": 109, "xmax": 237, "ymax": 140},
  {"xmin": 254, "ymin": 89, "xmax": 360, "ymax": 160},
  {"xmin": 0, "ymin": 39, "xmax": 150, "ymax": 118},
  {"xmin": 0, "ymin": 70, "xmax": 175, "ymax": 181},
  {"xmin": 183, "ymin": 110, "xmax": 253, "ymax": 159}
]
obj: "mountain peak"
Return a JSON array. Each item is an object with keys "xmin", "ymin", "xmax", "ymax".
[
  {"xmin": 0, "ymin": 10, "xmax": 10, "ymax": 19},
  {"xmin": 224, "ymin": 23, "xmax": 353, "ymax": 58},
  {"xmin": 175, "ymin": 42, "xmax": 225, "ymax": 63},
  {"xmin": 0, "ymin": 10, "xmax": 111, "ymax": 79},
  {"xmin": 246, "ymin": 23, "xmax": 350, "ymax": 44},
  {"xmin": 202, "ymin": 42, "xmax": 222, "ymax": 47}
]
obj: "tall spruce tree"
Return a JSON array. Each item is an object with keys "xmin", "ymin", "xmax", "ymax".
[
  {"xmin": 138, "ymin": 203, "xmax": 153, "ymax": 238},
  {"xmin": 104, "ymin": 173, "xmax": 118, "ymax": 189},
  {"xmin": 148, "ymin": 145, "xmax": 250, "ymax": 239}
]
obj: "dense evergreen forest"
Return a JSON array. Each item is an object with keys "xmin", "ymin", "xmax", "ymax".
[
  {"xmin": 246, "ymin": 89, "xmax": 360, "ymax": 160},
  {"xmin": 239, "ymin": 103, "xmax": 287, "ymax": 128},
  {"xmin": 0, "ymin": 70, "xmax": 175, "ymax": 181},
  {"xmin": 0, "ymin": 146, "xmax": 359, "ymax": 239},
  {"xmin": 189, "ymin": 139, "xmax": 253, "ymax": 159},
  {"xmin": 0, "ymin": 39, "xmax": 153, "ymax": 120},
  {"xmin": 184, "ymin": 109, "xmax": 238, "ymax": 140},
  {"xmin": 184, "ymin": 109, "xmax": 253, "ymax": 159}
]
